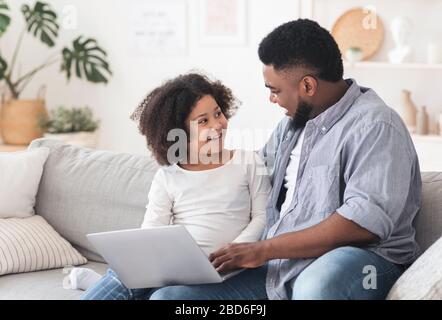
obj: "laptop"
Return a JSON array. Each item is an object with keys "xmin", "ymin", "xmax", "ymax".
[{"xmin": 86, "ymin": 225, "xmax": 243, "ymax": 289}]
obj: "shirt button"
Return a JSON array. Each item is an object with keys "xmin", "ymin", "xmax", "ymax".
[{"xmin": 321, "ymin": 126, "xmax": 326, "ymax": 132}]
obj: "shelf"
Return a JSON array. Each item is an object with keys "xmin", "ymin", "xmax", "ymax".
[
  {"xmin": 344, "ymin": 61, "xmax": 442, "ymax": 70},
  {"xmin": 0, "ymin": 144, "xmax": 28, "ymax": 152},
  {"xmin": 411, "ymin": 134, "xmax": 442, "ymax": 143}
]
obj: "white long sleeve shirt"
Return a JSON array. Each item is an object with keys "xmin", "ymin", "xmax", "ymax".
[{"xmin": 141, "ymin": 150, "xmax": 271, "ymax": 256}]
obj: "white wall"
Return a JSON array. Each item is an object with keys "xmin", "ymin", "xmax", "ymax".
[
  {"xmin": 313, "ymin": 0, "xmax": 442, "ymax": 132},
  {"xmin": 2, "ymin": 0, "xmax": 297, "ymax": 154},
  {"xmin": 3, "ymin": 0, "xmax": 442, "ymax": 154}
]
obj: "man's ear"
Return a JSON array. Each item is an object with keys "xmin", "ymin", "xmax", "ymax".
[{"xmin": 301, "ymin": 76, "xmax": 318, "ymax": 97}]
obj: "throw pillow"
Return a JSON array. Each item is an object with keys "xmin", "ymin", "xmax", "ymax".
[
  {"xmin": 0, "ymin": 147, "xmax": 50, "ymax": 218},
  {"xmin": 0, "ymin": 215, "xmax": 87, "ymax": 275},
  {"xmin": 387, "ymin": 236, "xmax": 442, "ymax": 300}
]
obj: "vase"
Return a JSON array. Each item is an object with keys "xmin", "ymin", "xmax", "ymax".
[
  {"xmin": 399, "ymin": 90, "xmax": 417, "ymax": 133},
  {"xmin": 345, "ymin": 47, "xmax": 363, "ymax": 63},
  {"xmin": 388, "ymin": 17, "xmax": 413, "ymax": 64},
  {"xmin": 416, "ymin": 106, "xmax": 429, "ymax": 135},
  {"xmin": 427, "ymin": 43, "xmax": 442, "ymax": 64},
  {"xmin": 439, "ymin": 113, "xmax": 442, "ymax": 136},
  {"xmin": 0, "ymin": 99, "xmax": 48, "ymax": 145}
]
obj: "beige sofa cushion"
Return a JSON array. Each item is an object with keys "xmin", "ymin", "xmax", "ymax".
[
  {"xmin": 0, "ymin": 261, "xmax": 107, "ymax": 300},
  {"xmin": 0, "ymin": 147, "xmax": 49, "ymax": 218},
  {"xmin": 387, "ymin": 236, "xmax": 442, "ymax": 300},
  {"xmin": 387, "ymin": 172, "xmax": 442, "ymax": 300},
  {"xmin": 0, "ymin": 215, "xmax": 87, "ymax": 276},
  {"xmin": 414, "ymin": 172, "xmax": 442, "ymax": 252},
  {"xmin": 29, "ymin": 139, "xmax": 159, "ymax": 263}
]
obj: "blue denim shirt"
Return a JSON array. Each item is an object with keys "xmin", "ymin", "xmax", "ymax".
[{"xmin": 259, "ymin": 79, "xmax": 422, "ymax": 300}]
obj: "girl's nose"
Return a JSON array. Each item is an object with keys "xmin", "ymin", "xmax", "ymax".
[{"xmin": 213, "ymin": 121, "xmax": 223, "ymax": 131}]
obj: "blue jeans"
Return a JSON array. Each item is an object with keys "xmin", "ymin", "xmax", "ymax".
[
  {"xmin": 80, "ymin": 266, "xmax": 268, "ymax": 300},
  {"xmin": 81, "ymin": 246, "xmax": 404, "ymax": 300}
]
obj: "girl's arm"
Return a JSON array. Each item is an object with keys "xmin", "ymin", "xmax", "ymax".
[
  {"xmin": 141, "ymin": 169, "xmax": 174, "ymax": 228},
  {"xmin": 232, "ymin": 152, "xmax": 271, "ymax": 243}
]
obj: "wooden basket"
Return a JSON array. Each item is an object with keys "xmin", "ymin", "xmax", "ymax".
[
  {"xmin": 332, "ymin": 7, "xmax": 384, "ymax": 61},
  {"xmin": 0, "ymin": 99, "xmax": 48, "ymax": 145}
]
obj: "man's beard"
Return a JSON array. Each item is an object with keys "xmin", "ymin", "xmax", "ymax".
[{"xmin": 290, "ymin": 99, "xmax": 314, "ymax": 130}]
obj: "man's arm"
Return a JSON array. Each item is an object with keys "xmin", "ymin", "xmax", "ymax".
[
  {"xmin": 210, "ymin": 212, "xmax": 379, "ymax": 272},
  {"xmin": 262, "ymin": 212, "xmax": 379, "ymax": 259},
  {"xmin": 211, "ymin": 121, "xmax": 415, "ymax": 272}
]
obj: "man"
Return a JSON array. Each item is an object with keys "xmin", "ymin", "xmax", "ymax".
[{"xmin": 150, "ymin": 19, "xmax": 421, "ymax": 300}]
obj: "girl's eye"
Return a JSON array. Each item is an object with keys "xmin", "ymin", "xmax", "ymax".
[
  {"xmin": 198, "ymin": 119, "xmax": 207, "ymax": 125},
  {"xmin": 215, "ymin": 111, "xmax": 222, "ymax": 117}
]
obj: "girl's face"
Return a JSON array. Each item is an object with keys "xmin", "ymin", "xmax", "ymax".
[{"xmin": 186, "ymin": 95, "xmax": 228, "ymax": 161}]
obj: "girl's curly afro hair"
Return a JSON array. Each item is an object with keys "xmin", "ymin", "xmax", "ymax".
[{"xmin": 130, "ymin": 73, "xmax": 239, "ymax": 166}]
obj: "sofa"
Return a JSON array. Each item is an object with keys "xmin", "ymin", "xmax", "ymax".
[{"xmin": 0, "ymin": 138, "xmax": 441, "ymax": 300}]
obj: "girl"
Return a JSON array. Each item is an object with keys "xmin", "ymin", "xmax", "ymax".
[{"xmin": 80, "ymin": 73, "xmax": 271, "ymax": 300}]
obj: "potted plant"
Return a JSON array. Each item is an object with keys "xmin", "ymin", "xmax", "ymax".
[
  {"xmin": 344, "ymin": 46, "xmax": 363, "ymax": 63},
  {"xmin": 0, "ymin": 1, "xmax": 111, "ymax": 145},
  {"xmin": 39, "ymin": 106, "xmax": 100, "ymax": 148}
]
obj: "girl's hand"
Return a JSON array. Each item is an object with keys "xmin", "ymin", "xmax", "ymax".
[{"xmin": 209, "ymin": 241, "xmax": 269, "ymax": 273}]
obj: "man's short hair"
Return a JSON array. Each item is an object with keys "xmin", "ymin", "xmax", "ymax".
[{"xmin": 258, "ymin": 19, "xmax": 343, "ymax": 82}]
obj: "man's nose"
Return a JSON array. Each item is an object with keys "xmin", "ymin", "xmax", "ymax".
[{"xmin": 269, "ymin": 93, "xmax": 277, "ymax": 104}]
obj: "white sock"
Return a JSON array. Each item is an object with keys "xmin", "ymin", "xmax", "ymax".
[{"xmin": 64, "ymin": 267, "xmax": 103, "ymax": 291}]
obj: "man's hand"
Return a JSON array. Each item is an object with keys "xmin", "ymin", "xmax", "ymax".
[
  {"xmin": 208, "ymin": 213, "xmax": 379, "ymax": 273},
  {"xmin": 209, "ymin": 241, "xmax": 269, "ymax": 273}
]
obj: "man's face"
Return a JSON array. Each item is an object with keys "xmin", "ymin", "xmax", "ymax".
[
  {"xmin": 263, "ymin": 64, "xmax": 315, "ymax": 127},
  {"xmin": 263, "ymin": 64, "xmax": 300, "ymax": 117}
]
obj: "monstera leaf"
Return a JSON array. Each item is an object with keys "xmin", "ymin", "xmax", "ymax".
[
  {"xmin": 21, "ymin": 1, "xmax": 59, "ymax": 47},
  {"xmin": 0, "ymin": 0, "xmax": 10, "ymax": 36},
  {"xmin": 62, "ymin": 36, "xmax": 112, "ymax": 84},
  {"xmin": 0, "ymin": 54, "xmax": 7, "ymax": 80}
]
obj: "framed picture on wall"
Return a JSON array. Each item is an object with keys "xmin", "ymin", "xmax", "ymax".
[
  {"xmin": 199, "ymin": 0, "xmax": 248, "ymax": 46},
  {"xmin": 127, "ymin": 0, "xmax": 188, "ymax": 57}
]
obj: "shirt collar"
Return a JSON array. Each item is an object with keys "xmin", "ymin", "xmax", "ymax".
[{"xmin": 308, "ymin": 78, "xmax": 362, "ymax": 135}]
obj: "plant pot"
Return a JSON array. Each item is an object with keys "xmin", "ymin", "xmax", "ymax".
[
  {"xmin": 44, "ymin": 131, "xmax": 99, "ymax": 148},
  {"xmin": 0, "ymin": 99, "xmax": 48, "ymax": 145},
  {"xmin": 345, "ymin": 47, "xmax": 363, "ymax": 63}
]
